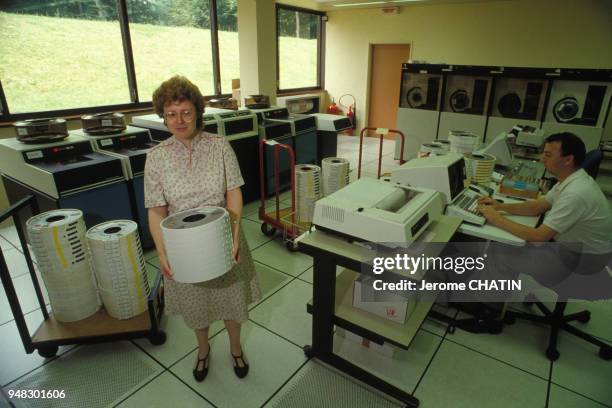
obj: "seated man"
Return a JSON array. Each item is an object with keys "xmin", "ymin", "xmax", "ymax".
[
  {"xmin": 478, "ymin": 132, "xmax": 611, "ymax": 254},
  {"xmin": 452, "ymin": 133, "xmax": 611, "ymax": 333}
]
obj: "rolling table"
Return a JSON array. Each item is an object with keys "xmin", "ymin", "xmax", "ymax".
[{"xmin": 297, "ymin": 215, "xmax": 461, "ymax": 408}]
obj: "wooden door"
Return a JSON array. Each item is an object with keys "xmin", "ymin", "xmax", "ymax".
[{"xmin": 368, "ymin": 44, "xmax": 411, "ymax": 139}]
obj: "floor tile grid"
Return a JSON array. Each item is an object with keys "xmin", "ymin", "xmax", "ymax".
[
  {"xmin": 506, "ymin": 303, "xmax": 612, "ymax": 345},
  {"xmin": 0, "ymin": 306, "xmax": 47, "ymax": 331},
  {"xmin": 441, "ymin": 333, "xmax": 553, "ymax": 383},
  {"xmin": 223, "ymin": 238, "xmax": 323, "ymax": 407},
  {"xmin": 544, "ymin": 357, "xmax": 554, "ymax": 408},
  {"xmin": 547, "ymin": 381, "xmax": 610, "ymax": 408},
  {"xmin": 5, "ymin": 259, "xmax": 600, "ymax": 406},
  {"xmin": 264, "ymin": 359, "xmax": 406, "ymax": 408},
  {"xmin": 246, "ymin": 314, "xmax": 307, "ymax": 352},
  {"xmin": 258, "ymin": 359, "xmax": 319, "ymax": 408},
  {"xmin": 5, "ymin": 341, "xmax": 169, "ymax": 408},
  {"xmin": 124, "ymin": 342, "xmax": 220, "ymax": 408},
  {"xmin": 2, "ymin": 343, "xmax": 81, "ymax": 389},
  {"xmin": 123, "ymin": 288, "xmax": 313, "ymax": 406},
  {"xmin": 158, "ymin": 318, "xmax": 308, "ymax": 408},
  {"xmin": 547, "ymin": 330, "xmax": 612, "ymax": 408},
  {"xmin": 408, "ymin": 308, "xmax": 461, "ymax": 397},
  {"xmin": 115, "ymin": 293, "xmax": 296, "ymax": 407},
  {"xmin": 244, "ymin": 276, "xmax": 418, "ymax": 408},
  {"xmin": 109, "ymin": 369, "xmax": 174, "ymax": 408},
  {"xmin": 284, "ymin": 267, "xmax": 466, "ymax": 404},
  {"xmin": 0, "ymin": 388, "xmax": 11, "ymax": 407},
  {"xmin": 293, "ymin": 272, "xmax": 312, "ymax": 286}
]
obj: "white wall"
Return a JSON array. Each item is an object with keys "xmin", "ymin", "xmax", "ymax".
[{"xmin": 324, "ymin": 0, "xmax": 612, "ymax": 129}]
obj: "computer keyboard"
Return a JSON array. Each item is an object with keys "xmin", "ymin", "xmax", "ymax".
[{"xmin": 446, "ymin": 189, "xmax": 486, "ymax": 225}]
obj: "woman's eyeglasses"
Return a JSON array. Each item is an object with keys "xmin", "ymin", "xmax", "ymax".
[{"xmin": 164, "ymin": 110, "xmax": 194, "ymax": 123}]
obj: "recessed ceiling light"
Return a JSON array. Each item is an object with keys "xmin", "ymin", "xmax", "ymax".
[
  {"xmin": 332, "ymin": 0, "xmax": 422, "ymax": 7},
  {"xmin": 333, "ymin": 1, "xmax": 386, "ymax": 7}
]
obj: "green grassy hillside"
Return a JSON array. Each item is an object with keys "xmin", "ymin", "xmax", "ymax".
[{"xmin": 0, "ymin": 12, "xmax": 317, "ymax": 113}]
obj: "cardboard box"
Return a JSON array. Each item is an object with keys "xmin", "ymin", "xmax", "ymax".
[
  {"xmin": 231, "ymin": 78, "xmax": 241, "ymax": 107},
  {"xmin": 335, "ymin": 327, "xmax": 400, "ymax": 358},
  {"xmin": 352, "ymin": 275, "xmax": 417, "ymax": 324}
]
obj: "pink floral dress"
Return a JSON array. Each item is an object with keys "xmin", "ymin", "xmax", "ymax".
[{"xmin": 144, "ymin": 131, "xmax": 261, "ymax": 329}]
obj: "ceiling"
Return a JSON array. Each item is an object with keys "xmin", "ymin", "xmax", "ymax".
[{"xmin": 310, "ymin": 0, "xmax": 493, "ymax": 11}]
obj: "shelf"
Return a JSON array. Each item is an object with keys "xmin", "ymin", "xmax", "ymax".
[
  {"xmin": 32, "ymin": 308, "xmax": 151, "ymax": 344},
  {"xmin": 308, "ymin": 269, "xmax": 435, "ymax": 349}
]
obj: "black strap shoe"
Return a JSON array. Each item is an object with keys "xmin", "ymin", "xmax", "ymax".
[
  {"xmin": 193, "ymin": 350, "xmax": 210, "ymax": 382},
  {"xmin": 231, "ymin": 351, "xmax": 249, "ymax": 378}
]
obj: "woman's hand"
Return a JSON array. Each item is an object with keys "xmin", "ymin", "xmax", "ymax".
[
  {"xmin": 226, "ymin": 187, "xmax": 243, "ymax": 264},
  {"xmin": 159, "ymin": 254, "xmax": 174, "ymax": 280},
  {"xmin": 232, "ymin": 236, "xmax": 241, "ymax": 263},
  {"xmin": 477, "ymin": 196, "xmax": 502, "ymax": 210}
]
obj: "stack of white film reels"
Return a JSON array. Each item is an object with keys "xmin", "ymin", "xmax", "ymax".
[{"xmin": 27, "ymin": 210, "xmax": 150, "ymax": 322}]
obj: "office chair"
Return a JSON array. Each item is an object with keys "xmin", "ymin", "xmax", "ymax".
[
  {"xmin": 582, "ymin": 149, "xmax": 603, "ymax": 179},
  {"xmin": 502, "ymin": 152, "xmax": 610, "ymax": 361},
  {"xmin": 503, "ymin": 264, "xmax": 612, "ymax": 361}
]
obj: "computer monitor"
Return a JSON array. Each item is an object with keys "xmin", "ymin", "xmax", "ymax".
[
  {"xmin": 475, "ymin": 132, "xmax": 514, "ymax": 166},
  {"xmin": 390, "ymin": 153, "xmax": 466, "ymax": 204}
]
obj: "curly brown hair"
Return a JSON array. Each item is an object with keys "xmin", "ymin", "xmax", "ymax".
[{"xmin": 152, "ymin": 76, "xmax": 205, "ymax": 129}]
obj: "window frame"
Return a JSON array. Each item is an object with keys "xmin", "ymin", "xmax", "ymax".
[
  {"xmin": 275, "ymin": 3, "xmax": 326, "ymax": 94},
  {"xmin": 0, "ymin": 0, "xmax": 234, "ymax": 123}
]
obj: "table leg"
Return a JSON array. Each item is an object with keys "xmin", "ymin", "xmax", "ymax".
[
  {"xmin": 304, "ymin": 254, "xmax": 419, "ymax": 407},
  {"xmin": 309, "ymin": 253, "xmax": 336, "ymax": 356}
]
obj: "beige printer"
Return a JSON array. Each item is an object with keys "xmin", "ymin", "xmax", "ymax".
[{"xmin": 312, "ymin": 178, "xmax": 445, "ymax": 247}]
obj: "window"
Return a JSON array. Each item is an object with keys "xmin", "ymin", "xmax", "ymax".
[
  {"xmin": 127, "ymin": 0, "xmax": 215, "ymax": 100},
  {"xmin": 0, "ymin": 3, "xmax": 130, "ymax": 114},
  {"xmin": 216, "ymin": 0, "xmax": 239, "ymax": 94},
  {"xmin": 0, "ymin": 0, "xmax": 239, "ymax": 120},
  {"xmin": 276, "ymin": 5, "xmax": 325, "ymax": 91}
]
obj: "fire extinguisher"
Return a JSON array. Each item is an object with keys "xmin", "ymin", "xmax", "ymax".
[
  {"xmin": 326, "ymin": 99, "xmax": 341, "ymax": 115},
  {"xmin": 339, "ymin": 94, "xmax": 357, "ymax": 130}
]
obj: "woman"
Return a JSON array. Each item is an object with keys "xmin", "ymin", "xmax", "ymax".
[{"xmin": 144, "ymin": 75, "xmax": 261, "ymax": 382}]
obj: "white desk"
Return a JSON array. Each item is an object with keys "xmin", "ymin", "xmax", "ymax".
[{"xmin": 457, "ymin": 194, "xmax": 540, "ymax": 246}]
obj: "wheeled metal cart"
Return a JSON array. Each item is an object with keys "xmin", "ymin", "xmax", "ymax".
[
  {"xmin": 0, "ymin": 195, "xmax": 166, "ymax": 358},
  {"xmin": 357, "ymin": 127, "xmax": 407, "ymax": 179},
  {"xmin": 258, "ymin": 139, "xmax": 311, "ymax": 251}
]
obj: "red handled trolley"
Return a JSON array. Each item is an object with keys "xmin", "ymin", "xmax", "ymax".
[
  {"xmin": 258, "ymin": 139, "xmax": 310, "ymax": 251},
  {"xmin": 357, "ymin": 127, "xmax": 407, "ymax": 179}
]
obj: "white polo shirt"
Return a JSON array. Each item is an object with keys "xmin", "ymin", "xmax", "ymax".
[{"xmin": 544, "ymin": 169, "xmax": 612, "ymax": 254}]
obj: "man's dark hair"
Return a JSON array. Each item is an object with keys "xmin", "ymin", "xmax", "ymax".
[{"xmin": 545, "ymin": 132, "xmax": 586, "ymax": 166}]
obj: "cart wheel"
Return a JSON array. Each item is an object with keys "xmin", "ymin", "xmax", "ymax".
[
  {"xmin": 38, "ymin": 346, "xmax": 58, "ymax": 358},
  {"xmin": 599, "ymin": 345, "xmax": 612, "ymax": 360},
  {"xmin": 286, "ymin": 241, "xmax": 298, "ymax": 252},
  {"xmin": 149, "ymin": 330, "xmax": 167, "ymax": 346},
  {"xmin": 261, "ymin": 223, "xmax": 276, "ymax": 237},
  {"xmin": 303, "ymin": 345, "xmax": 315, "ymax": 358},
  {"xmin": 576, "ymin": 311, "xmax": 591, "ymax": 324},
  {"xmin": 546, "ymin": 347, "xmax": 560, "ymax": 361}
]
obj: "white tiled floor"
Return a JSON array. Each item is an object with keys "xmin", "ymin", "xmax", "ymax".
[{"xmin": 1, "ymin": 135, "xmax": 611, "ymax": 407}]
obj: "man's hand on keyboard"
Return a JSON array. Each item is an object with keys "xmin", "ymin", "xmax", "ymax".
[
  {"xmin": 477, "ymin": 196, "xmax": 502, "ymax": 210},
  {"xmin": 477, "ymin": 204, "xmax": 502, "ymax": 225}
]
